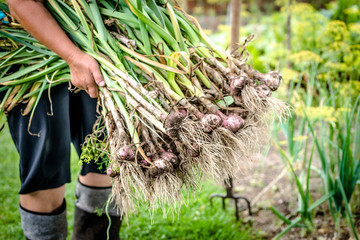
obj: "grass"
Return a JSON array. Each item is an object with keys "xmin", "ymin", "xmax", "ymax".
[
  {"xmin": 0, "ymin": 125, "xmax": 22, "ymax": 240},
  {"xmin": 0, "ymin": 124, "xmax": 263, "ymax": 239}
]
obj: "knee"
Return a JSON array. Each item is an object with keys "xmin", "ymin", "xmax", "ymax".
[
  {"xmin": 79, "ymin": 172, "xmax": 112, "ymax": 187},
  {"xmin": 20, "ymin": 185, "xmax": 65, "ymax": 213}
]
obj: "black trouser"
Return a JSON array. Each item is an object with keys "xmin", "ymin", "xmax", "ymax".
[{"xmin": 1, "ymin": 83, "xmax": 104, "ymax": 194}]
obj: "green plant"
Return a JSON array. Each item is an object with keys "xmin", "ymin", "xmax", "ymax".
[
  {"xmin": 331, "ymin": 0, "xmax": 360, "ymax": 24},
  {"xmin": 305, "ymin": 95, "xmax": 360, "ymax": 239},
  {"xmin": 270, "ymin": 140, "xmax": 334, "ymax": 239},
  {"xmin": 210, "ymin": 2, "xmax": 360, "ymax": 87}
]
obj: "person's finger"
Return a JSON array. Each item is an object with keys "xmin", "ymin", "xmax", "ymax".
[
  {"xmin": 92, "ymin": 65, "xmax": 105, "ymax": 87},
  {"xmin": 87, "ymin": 82, "xmax": 99, "ymax": 98}
]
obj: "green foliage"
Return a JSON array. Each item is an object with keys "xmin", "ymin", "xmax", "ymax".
[
  {"xmin": 271, "ymin": 62, "xmax": 360, "ymax": 238},
  {"xmin": 80, "ymin": 133, "xmax": 108, "ymax": 168},
  {"xmin": 212, "ymin": 2, "xmax": 360, "ymax": 237},
  {"xmin": 331, "ymin": 0, "xmax": 360, "ymax": 23},
  {"xmin": 271, "ymin": 141, "xmax": 335, "ymax": 239},
  {"xmin": 303, "ymin": 95, "xmax": 360, "ymax": 239},
  {"xmin": 210, "ymin": 2, "xmax": 360, "ymax": 89}
]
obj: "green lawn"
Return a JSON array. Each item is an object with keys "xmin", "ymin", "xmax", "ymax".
[{"xmin": 0, "ymin": 124, "xmax": 263, "ymax": 239}]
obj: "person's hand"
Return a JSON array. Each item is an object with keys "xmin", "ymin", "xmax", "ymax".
[{"xmin": 66, "ymin": 50, "xmax": 105, "ymax": 98}]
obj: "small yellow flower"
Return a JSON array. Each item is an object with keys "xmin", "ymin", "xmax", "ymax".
[
  {"xmin": 290, "ymin": 50, "xmax": 323, "ymax": 65},
  {"xmin": 281, "ymin": 67, "xmax": 299, "ymax": 84},
  {"xmin": 322, "ymin": 20, "xmax": 349, "ymax": 42},
  {"xmin": 290, "ymin": 3, "xmax": 315, "ymax": 15},
  {"xmin": 344, "ymin": 6, "xmax": 360, "ymax": 16},
  {"xmin": 292, "ymin": 135, "xmax": 309, "ymax": 143},
  {"xmin": 334, "ymin": 107, "xmax": 352, "ymax": 122},
  {"xmin": 296, "ymin": 105, "xmax": 336, "ymax": 123},
  {"xmin": 338, "ymin": 81, "xmax": 360, "ymax": 98},
  {"xmin": 349, "ymin": 23, "xmax": 360, "ymax": 36},
  {"xmin": 317, "ymin": 73, "xmax": 331, "ymax": 82},
  {"xmin": 329, "ymin": 41, "xmax": 350, "ymax": 53},
  {"xmin": 324, "ymin": 62, "xmax": 350, "ymax": 72},
  {"xmin": 202, "ymin": 29, "xmax": 212, "ymax": 36},
  {"xmin": 217, "ymin": 24, "xmax": 230, "ymax": 33}
]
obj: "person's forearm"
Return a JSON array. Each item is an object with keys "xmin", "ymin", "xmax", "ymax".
[
  {"xmin": 6, "ymin": 0, "xmax": 82, "ymax": 63},
  {"xmin": 7, "ymin": 0, "xmax": 105, "ymax": 98}
]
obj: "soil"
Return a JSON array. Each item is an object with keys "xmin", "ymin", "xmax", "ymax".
[{"xmin": 216, "ymin": 146, "xmax": 360, "ymax": 240}]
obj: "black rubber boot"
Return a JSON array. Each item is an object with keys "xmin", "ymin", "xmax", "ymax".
[
  {"xmin": 71, "ymin": 206, "xmax": 121, "ymax": 240},
  {"xmin": 71, "ymin": 181, "xmax": 122, "ymax": 240},
  {"xmin": 20, "ymin": 199, "xmax": 68, "ymax": 240}
]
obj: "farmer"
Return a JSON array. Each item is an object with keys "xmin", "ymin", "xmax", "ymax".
[{"xmin": 3, "ymin": 0, "xmax": 122, "ymax": 239}]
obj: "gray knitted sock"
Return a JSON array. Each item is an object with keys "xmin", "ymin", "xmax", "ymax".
[
  {"xmin": 75, "ymin": 181, "xmax": 120, "ymax": 217},
  {"xmin": 20, "ymin": 200, "xmax": 68, "ymax": 240}
]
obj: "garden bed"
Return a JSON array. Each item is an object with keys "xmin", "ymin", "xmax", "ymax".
[{"xmin": 232, "ymin": 145, "xmax": 359, "ymax": 239}]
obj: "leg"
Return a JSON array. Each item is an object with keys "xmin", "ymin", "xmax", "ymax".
[
  {"xmin": 5, "ymin": 84, "xmax": 72, "ymax": 239},
  {"xmin": 70, "ymin": 90, "xmax": 121, "ymax": 240},
  {"xmin": 20, "ymin": 186, "xmax": 68, "ymax": 240},
  {"xmin": 20, "ymin": 185, "xmax": 66, "ymax": 213},
  {"xmin": 79, "ymin": 172, "xmax": 112, "ymax": 187},
  {"xmin": 72, "ymin": 174, "xmax": 121, "ymax": 240}
]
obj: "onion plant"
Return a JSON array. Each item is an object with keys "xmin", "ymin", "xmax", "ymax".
[
  {"xmin": 305, "ymin": 95, "xmax": 360, "ymax": 239},
  {"xmin": 272, "ymin": 60, "xmax": 360, "ymax": 238},
  {"xmin": 271, "ymin": 142, "xmax": 335, "ymax": 239}
]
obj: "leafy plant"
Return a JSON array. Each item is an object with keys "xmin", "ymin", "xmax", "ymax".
[
  {"xmin": 304, "ymin": 94, "xmax": 360, "ymax": 239},
  {"xmin": 270, "ymin": 141, "xmax": 334, "ymax": 239}
]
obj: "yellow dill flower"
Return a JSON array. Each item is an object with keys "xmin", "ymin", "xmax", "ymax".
[
  {"xmin": 338, "ymin": 80, "xmax": 360, "ymax": 97},
  {"xmin": 322, "ymin": 20, "xmax": 349, "ymax": 43},
  {"xmin": 293, "ymin": 21, "xmax": 318, "ymax": 41},
  {"xmin": 350, "ymin": 44, "xmax": 360, "ymax": 53},
  {"xmin": 344, "ymin": 5, "xmax": 360, "ymax": 17},
  {"xmin": 290, "ymin": 50, "xmax": 323, "ymax": 65},
  {"xmin": 202, "ymin": 29, "xmax": 212, "ymax": 36},
  {"xmin": 290, "ymin": 3, "xmax": 315, "ymax": 15},
  {"xmin": 352, "ymin": 80, "xmax": 360, "ymax": 91},
  {"xmin": 278, "ymin": 135, "xmax": 308, "ymax": 146},
  {"xmin": 324, "ymin": 116, "xmax": 337, "ymax": 122},
  {"xmin": 324, "ymin": 62, "xmax": 350, "ymax": 72},
  {"xmin": 349, "ymin": 45, "xmax": 360, "ymax": 69},
  {"xmin": 317, "ymin": 73, "xmax": 330, "ymax": 82},
  {"xmin": 333, "ymin": 81, "xmax": 342, "ymax": 89},
  {"xmin": 262, "ymin": 44, "xmax": 288, "ymax": 64},
  {"xmin": 293, "ymin": 101, "xmax": 302, "ymax": 112},
  {"xmin": 334, "ymin": 107, "xmax": 352, "ymax": 122},
  {"xmin": 337, "ymin": 107, "xmax": 351, "ymax": 113},
  {"xmin": 278, "ymin": 140, "xmax": 288, "ymax": 146},
  {"xmin": 217, "ymin": 24, "xmax": 230, "ymax": 33},
  {"xmin": 329, "ymin": 41, "xmax": 351, "ymax": 53},
  {"xmin": 281, "ymin": 67, "xmax": 299, "ymax": 84},
  {"xmin": 292, "ymin": 135, "xmax": 309, "ymax": 142},
  {"xmin": 296, "ymin": 106, "xmax": 336, "ymax": 123},
  {"xmin": 349, "ymin": 23, "xmax": 360, "ymax": 36}
]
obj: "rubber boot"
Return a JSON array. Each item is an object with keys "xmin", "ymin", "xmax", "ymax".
[
  {"xmin": 20, "ymin": 199, "xmax": 68, "ymax": 240},
  {"xmin": 71, "ymin": 181, "xmax": 122, "ymax": 240}
]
